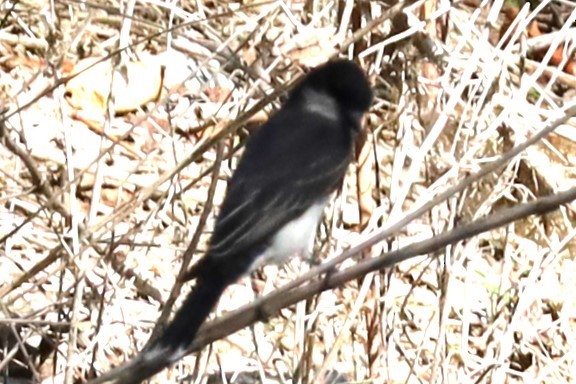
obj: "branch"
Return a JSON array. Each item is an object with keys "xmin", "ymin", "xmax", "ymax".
[
  {"xmin": 188, "ymin": 187, "xmax": 576, "ymax": 350},
  {"xmin": 89, "ymin": 186, "xmax": 576, "ymax": 384}
]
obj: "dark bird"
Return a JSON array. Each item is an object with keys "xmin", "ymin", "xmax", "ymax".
[{"xmin": 92, "ymin": 59, "xmax": 372, "ymax": 384}]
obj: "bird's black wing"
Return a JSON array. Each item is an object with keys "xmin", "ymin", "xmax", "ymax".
[{"xmin": 187, "ymin": 102, "xmax": 355, "ymax": 279}]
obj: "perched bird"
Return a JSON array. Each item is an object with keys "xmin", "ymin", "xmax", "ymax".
[{"xmin": 94, "ymin": 59, "xmax": 372, "ymax": 384}]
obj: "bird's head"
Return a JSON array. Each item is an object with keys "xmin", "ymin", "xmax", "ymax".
[{"xmin": 291, "ymin": 59, "xmax": 373, "ymax": 122}]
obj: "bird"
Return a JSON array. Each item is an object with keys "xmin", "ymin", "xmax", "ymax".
[{"xmin": 93, "ymin": 59, "xmax": 372, "ymax": 384}]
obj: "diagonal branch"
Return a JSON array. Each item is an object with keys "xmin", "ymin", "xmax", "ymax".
[
  {"xmin": 88, "ymin": 186, "xmax": 576, "ymax": 384},
  {"xmin": 187, "ymin": 187, "xmax": 576, "ymax": 351}
]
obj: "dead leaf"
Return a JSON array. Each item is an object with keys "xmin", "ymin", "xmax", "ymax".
[
  {"xmin": 65, "ymin": 56, "xmax": 163, "ymax": 116},
  {"xmin": 280, "ymin": 27, "xmax": 336, "ymax": 67}
]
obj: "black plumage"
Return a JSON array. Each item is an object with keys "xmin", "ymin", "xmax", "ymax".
[{"xmin": 94, "ymin": 59, "xmax": 372, "ymax": 384}]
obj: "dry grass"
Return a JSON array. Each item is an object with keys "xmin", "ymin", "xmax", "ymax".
[{"xmin": 1, "ymin": 0, "xmax": 576, "ymax": 383}]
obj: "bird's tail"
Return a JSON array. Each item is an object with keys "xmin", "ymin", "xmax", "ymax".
[
  {"xmin": 151, "ymin": 275, "xmax": 229, "ymax": 355},
  {"xmin": 89, "ymin": 276, "xmax": 229, "ymax": 384}
]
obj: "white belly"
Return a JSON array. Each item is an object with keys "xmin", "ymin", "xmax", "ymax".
[{"xmin": 251, "ymin": 198, "xmax": 329, "ymax": 270}]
